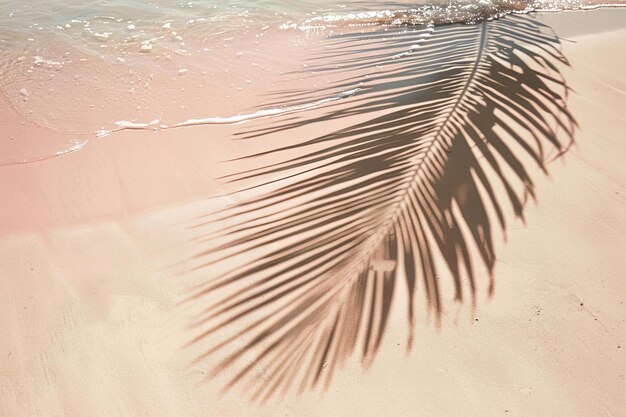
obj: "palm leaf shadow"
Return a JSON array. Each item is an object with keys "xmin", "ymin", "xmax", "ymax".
[{"xmin": 181, "ymin": 14, "xmax": 576, "ymax": 401}]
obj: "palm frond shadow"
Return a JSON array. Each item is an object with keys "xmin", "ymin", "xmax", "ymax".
[{"xmin": 181, "ymin": 15, "xmax": 576, "ymax": 402}]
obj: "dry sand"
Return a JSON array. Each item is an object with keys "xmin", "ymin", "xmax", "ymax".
[{"xmin": 1, "ymin": 9, "xmax": 625, "ymax": 417}]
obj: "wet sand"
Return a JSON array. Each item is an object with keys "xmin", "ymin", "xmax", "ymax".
[{"xmin": 1, "ymin": 9, "xmax": 625, "ymax": 417}]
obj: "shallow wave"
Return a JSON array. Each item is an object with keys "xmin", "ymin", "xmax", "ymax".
[
  {"xmin": 0, "ymin": 87, "xmax": 361, "ymax": 165},
  {"xmin": 1, "ymin": 1, "xmax": 623, "ymax": 60},
  {"xmin": 0, "ymin": 0, "xmax": 624, "ymax": 165}
]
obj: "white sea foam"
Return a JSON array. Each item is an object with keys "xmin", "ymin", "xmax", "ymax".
[
  {"xmin": 114, "ymin": 119, "xmax": 161, "ymax": 129},
  {"xmin": 173, "ymin": 88, "xmax": 359, "ymax": 128},
  {"xmin": 56, "ymin": 88, "xmax": 360, "ymax": 163},
  {"xmin": 101, "ymin": 88, "xmax": 359, "ymax": 135}
]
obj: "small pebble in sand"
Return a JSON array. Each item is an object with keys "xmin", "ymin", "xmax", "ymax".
[{"xmin": 140, "ymin": 44, "xmax": 152, "ymax": 52}]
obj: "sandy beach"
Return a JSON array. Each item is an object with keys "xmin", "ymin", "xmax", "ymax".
[{"xmin": 1, "ymin": 8, "xmax": 625, "ymax": 417}]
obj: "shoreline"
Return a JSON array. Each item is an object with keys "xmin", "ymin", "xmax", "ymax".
[{"xmin": 0, "ymin": 11, "xmax": 622, "ymax": 237}]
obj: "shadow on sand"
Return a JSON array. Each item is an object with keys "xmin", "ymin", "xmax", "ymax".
[{"xmin": 179, "ymin": 14, "xmax": 576, "ymax": 401}]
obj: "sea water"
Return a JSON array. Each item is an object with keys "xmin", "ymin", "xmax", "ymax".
[
  {"xmin": 0, "ymin": 0, "xmax": 622, "ymax": 164},
  {"xmin": 1, "ymin": 1, "xmax": 616, "ymax": 60}
]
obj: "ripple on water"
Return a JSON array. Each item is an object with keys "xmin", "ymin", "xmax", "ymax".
[{"xmin": 0, "ymin": 0, "xmax": 624, "ymax": 164}]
